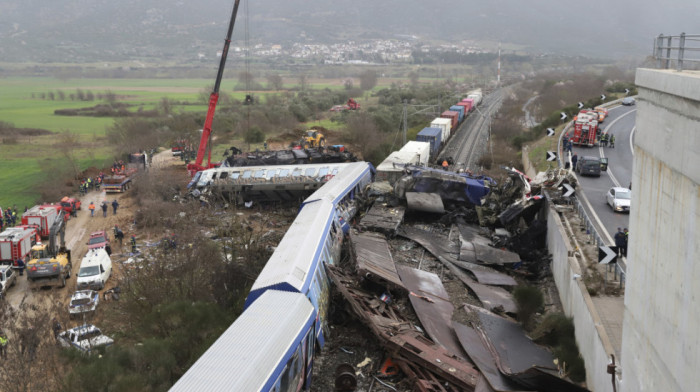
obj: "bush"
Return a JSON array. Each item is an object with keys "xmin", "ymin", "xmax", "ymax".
[
  {"xmin": 512, "ymin": 285, "xmax": 544, "ymax": 330},
  {"xmin": 531, "ymin": 313, "xmax": 586, "ymax": 383}
]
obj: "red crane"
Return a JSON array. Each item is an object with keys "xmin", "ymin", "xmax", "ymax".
[{"xmin": 187, "ymin": 0, "xmax": 242, "ymax": 176}]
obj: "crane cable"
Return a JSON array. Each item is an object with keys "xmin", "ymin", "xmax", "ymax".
[{"xmin": 244, "ymin": 0, "xmax": 251, "ymax": 133}]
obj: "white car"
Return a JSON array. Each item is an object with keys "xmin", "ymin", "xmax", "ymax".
[
  {"xmin": 606, "ymin": 187, "xmax": 631, "ymax": 212},
  {"xmin": 69, "ymin": 290, "xmax": 100, "ymax": 318},
  {"xmin": 58, "ymin": 324, "xmax": 113, "ymax": 354},
  {"xmin": 77, "ymin": 248, "xmax": 112, "ymax": 290}
]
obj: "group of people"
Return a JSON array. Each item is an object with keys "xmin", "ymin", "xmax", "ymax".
[
  {"xmin": 0, "ymin": 206, "xmax": 20, "ymax": 230},
  {"xmin": 614, "ymin": 227, "xmax": 629, "ymax": 258},
  {"xmin": 79, "ymin": 173, "xmax": 104, "ymax": 195},
  {"xmin": 111, "ymin": 160, "xmax": 126, "ymax": 175},
  {"xmin": 598, "ymin": 132, "xmax": 615, "ymax": 148},
  {"xmin": 88, "ymin": 200, "xmax": 119, "ymax": 217}
]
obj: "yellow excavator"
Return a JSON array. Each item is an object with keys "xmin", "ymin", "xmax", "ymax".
[
  {"xmin": 301, "ymin": 130, "xmax": 326, "ymax": 149},
  {"xmin": 26, "ymin": 210, "xmax": 72, "ymax": 289}
]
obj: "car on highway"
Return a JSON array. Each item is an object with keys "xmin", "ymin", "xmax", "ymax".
[
  {"xmin": 575, "ymin": 156, "xmax": 603, "ymax": 177},
  {"xmin": 606, "ymin": 187, "xmax": 631, "ymax": 213},
  {"xmin": 595, "ymin": 108, "xmax": 608, "ymax": 122},
  {"xmin": 69, "ymin": 290, "xmax": 100, "ymax": 318},
  {"xmin": 57, "ymin": 324, "xmax": 113, "ymax": 354},
  {"xmin": 621, "ymin": 97, "xmax": 636, "ymax": 106}
]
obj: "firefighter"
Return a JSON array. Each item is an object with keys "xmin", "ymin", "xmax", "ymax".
[
  {"xmin": 130, "ymin": 235, "xmax": 137, "ymax": 253},
  {"xmin": 609, "ymin": 134, "xmax": 615, "ymax": 148}
]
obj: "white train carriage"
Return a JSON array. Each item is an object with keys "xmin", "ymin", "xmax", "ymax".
[
  {"xmin": 171, "ymin": 290, "xmax": 316, "ymax": 392},
  {"xmin": 244, "ymin": 198, "xmax": 343, "ymax": 347}
]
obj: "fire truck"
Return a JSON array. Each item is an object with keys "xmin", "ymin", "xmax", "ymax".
[{"xmin": 571, "ymin": 110, "xmax": 599, "ymax": 147}]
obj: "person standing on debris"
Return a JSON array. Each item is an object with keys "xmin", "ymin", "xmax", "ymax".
[
  {"xmin": 88, "ymin": 201, "xmax": 95, "ymax": 217},
  {"xmin": 52, "ymin": 318, "xmax": 62, "ymax": 340},
  {"xmin": 112, "ymin": 199, "xmax": 119, "ymax": 215},
  {"xmin": 101, "ymin": 202, "xmax": 108, "ymax": 217},
  {"xmin": 614, "ymin": 228, "xmax": 626, "ymax": 258},
  {"xmin": 571, "ymin": 153, "xmax": 578, "ymax": 171},
  {"xmin": 130, "ymin": 235, "xmax": 137, "ymax": 253},
  {"xmin": 623, "ymin": 228, "xmax": 629, "ymax": 258}
]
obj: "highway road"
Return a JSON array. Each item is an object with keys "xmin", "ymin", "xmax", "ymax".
[{"xmin": 569, "ymin": 103, "xmax": 636, "ymax": 245}]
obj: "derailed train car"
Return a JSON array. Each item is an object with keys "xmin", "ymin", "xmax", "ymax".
[{"xmin": 176, "ymin": 162, "xmax": 374, "ymax": 391}]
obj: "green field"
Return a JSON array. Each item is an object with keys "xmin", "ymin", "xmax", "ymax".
[{"xmin": 0, "ymin": 77, "xmax": 220, "ymax": 208}]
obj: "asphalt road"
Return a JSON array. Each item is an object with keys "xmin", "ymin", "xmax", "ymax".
[{"xmin": 570, "ymin": 103, "xmax": 636, "ymax": 244}]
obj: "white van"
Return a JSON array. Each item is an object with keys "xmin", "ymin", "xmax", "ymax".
[{"xmin": 77, "ymin": 248, "xmax": 112, "ymax": 290}]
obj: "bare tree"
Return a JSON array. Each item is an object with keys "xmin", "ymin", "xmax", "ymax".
[
  {"xmin": 298, "ymin": 74, "xmax": 308, "ymax": 91},
  {"xmin": 359, "ymin": 70, "xmax": 378, "ymax": 91},
  {"xmin": 266, "ymin": 74, "xmax": 284, "ymax": 91},
  {"xmin": 0, "ymin": 293, "xmax": 66, "ymax": 392},
  {"xmin": 56, "ymin": 130, "xmax": 82, "ymax": 179}
]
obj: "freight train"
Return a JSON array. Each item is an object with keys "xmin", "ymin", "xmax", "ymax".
[
  {"xmin": 416, "ymin": 88, "xmax": 482, "ymax": 162},
  {"xmin": 171, "ymin": 162, "xmax": 374, "ymax": 392}
]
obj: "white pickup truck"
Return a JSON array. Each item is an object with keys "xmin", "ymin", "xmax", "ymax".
[{"xmin": 57, "ymin": 324, "xmax": 113, "ymax": 354}]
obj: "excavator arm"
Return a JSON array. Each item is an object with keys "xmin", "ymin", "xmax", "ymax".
[{"xmin": 187, "ymin": 0, "xmax": 242, "ymax": 176}]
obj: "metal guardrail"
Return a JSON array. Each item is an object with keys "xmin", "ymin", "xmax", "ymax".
[{"xmin": 653, "ymin": 33, "xmax": 700, "ymax": 71}]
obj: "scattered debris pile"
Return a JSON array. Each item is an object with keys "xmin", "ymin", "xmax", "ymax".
[
  {"xmin": 221, "ymin": 146, "xmax": 357, "ymax": 167},
  {"xmin": 315, "ymin": 166, "xmax": 588, "ymax": 391}
]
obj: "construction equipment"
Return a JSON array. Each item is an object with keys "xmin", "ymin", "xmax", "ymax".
[
  {"xmin": 26, "ymin": 210, "xmax": 72, "ymax": 289},
  {"xmin": 187, "ymin": 0, "xmax": 242, "ymax": 177},
  {"xmin": 301, "ymin": 130, "xmax": 326, "ymax": 149},
  {"xmin": 346, "ymin": 98, "xmax": 360, "ymax": 110}
]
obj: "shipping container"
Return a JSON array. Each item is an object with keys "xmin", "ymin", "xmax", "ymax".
[
  {"xmin": 376, "ymin": 141, "xmax": 431, "ymax": 184},
  {"xmin": 449, "ymin": 105, "xmax": 465, "ymax": 122},
  {"xmin": 441, "ymin": 111, "xmax": 459, "ymax": 130},
  {"xmin": 460, "ymin": 98, "xmax": 474, "ymax": 113},
  {"xmin": 21, "ymin": 205, "xmax": 58, "ymax": 238},
  {"xmin": 0, "ymin": 227, "xmax": 38, "ymax": 263},
  {"xmin": 416, "ymin": 127, "xmax": 442, "ymax": 159},
  {"xmin": 430, "ymin": 118, "xmax": 452, "ymax": 142}
]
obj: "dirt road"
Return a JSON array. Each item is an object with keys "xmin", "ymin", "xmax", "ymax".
[{"xmin": 6, "ymin": 150, "xmax": 179, "ymax": 310}]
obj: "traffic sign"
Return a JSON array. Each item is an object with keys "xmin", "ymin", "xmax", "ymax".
[
  {"xmin": 560, "ymin": 112, "xmax": 567, "ymax": 121},
  {"xmin": 577, "ymin": 102, "xmax": 584, "ymax": 109},
  {"xmin": 601, "ymin": 94, "xmax": 606, "ymax": 100},
  {"xmin": 546, "ymin": 151, "xmax": 557, "ymax": 162},
  {"xmin": 546, "ymin": 128, "xmax": 555, "ymax": 137},
  {"xmin": 562, "ymin": 183, "xmax": 575, "ymax": 197},
  {"xmin": 599, "ymin": 246, "xmax": 618, "ymax": 264},
  {"xmin": 624, "ymin": 88, "xmax": 630, "ymax": 95}
]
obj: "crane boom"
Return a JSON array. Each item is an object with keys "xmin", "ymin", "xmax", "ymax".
[{"xmin": 188, "ymin": 0, "xmax": 242, "ymax": 176}]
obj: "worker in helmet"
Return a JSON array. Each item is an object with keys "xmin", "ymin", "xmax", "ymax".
[{"xmin": 442, "ymin": 160, "xmax": 449, "ymax": 170}]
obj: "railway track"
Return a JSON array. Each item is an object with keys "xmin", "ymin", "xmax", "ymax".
[{"xmin": 438, "ymin": 88, "xmax": 506, "ymax": 171}]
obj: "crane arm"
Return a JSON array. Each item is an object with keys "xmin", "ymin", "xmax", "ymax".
[{"xmin": 189, "ymin": 0, "xmax": 241, "ymax": 175}]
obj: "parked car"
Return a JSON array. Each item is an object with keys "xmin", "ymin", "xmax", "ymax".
[
  {"xmin": 57, "ymin": 324, "xmax": 113, "ymax": 354},
  {"xmin": 87, "ymin": 230, "xmax": 110, "ymax": 251},
  {"xmin": 595, "ymin": 108, "xmax": 608, "ymax": 122},
  {"xmin": 77, "ymin": 248, "xmax": 112, "ymax": 290},
  {"xmin": 606, "ymin": 187, "xmax": 631, "ymax": 212},
  {"xmin": 69, "ymin": 290, "xmax": 100, "ymax": 318},
  {"xmin": 576, "ymin": 156, "xmax": 605, "ymax": 177},
  {"xmin": 0, "ymin": 265, "xmax": 17, "ymax": 297},
  {"xmin": 621, "ymin": 97, "xmax": 636, "ymax": 106}
]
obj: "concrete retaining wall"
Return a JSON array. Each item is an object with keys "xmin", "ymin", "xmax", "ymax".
[{"xmin": 546, "ymin": 203, "xmax": 618, "ymax": 391}]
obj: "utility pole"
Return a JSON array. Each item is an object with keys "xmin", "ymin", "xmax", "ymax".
[
  {"xmin": 402, "ymin": 100, "xmax": 408, "ymax": 145},
  {"xmin": 497, "ymin": 42, "xmax": 501, "ymax": 87}
]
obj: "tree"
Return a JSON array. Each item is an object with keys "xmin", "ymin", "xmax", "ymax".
[
  {"xmin": 359, "ymin": 70, "xmax": 378, "ymax": 91},
  {"xmin": 344, "ymin": 79, "xmax": 354, "ymax": 90},
  {"xmin": 266, "ymin": 74, "xmax": 284, "ymax": 91},
  {"xmin": 298, "ymin": 74, "xmax": 308, "ymax": 91},
  {"xmin": 244, "ymin": 126, "xmax": 265, "ymax": 150}
]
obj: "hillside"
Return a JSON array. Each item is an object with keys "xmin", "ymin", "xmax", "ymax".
[{"xmin": 1, "ymin": 0, "xmax": 698, "ymax": 63}]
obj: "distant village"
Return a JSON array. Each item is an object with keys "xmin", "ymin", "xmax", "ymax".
[{"xmin": 199, "ymin": 39, "xmax": 488, "ymax": 64}]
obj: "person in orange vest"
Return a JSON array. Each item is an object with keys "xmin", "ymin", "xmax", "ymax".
[
  {"xmin": 88, "ymin": 201, "xmax": 96, "ymax": 217},
  {"xmin": 442, "ymin": 160, "xmax": 449, "ymax": 170}
]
